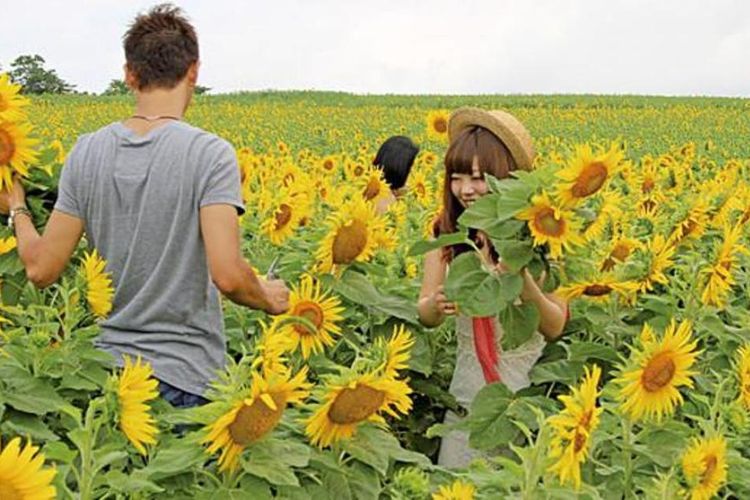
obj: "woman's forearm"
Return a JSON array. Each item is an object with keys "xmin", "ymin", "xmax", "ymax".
[
  {"xmin": 418, "ymin": 296, "xmax": 444, "ymax": 328},
  {"xmin": 519, "ymin": 271, "xmax": 566, "ymax": 340}
]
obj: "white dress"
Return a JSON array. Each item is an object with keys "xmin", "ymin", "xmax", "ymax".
[{"xmin": 437, "ymin": 314, "xmax": 546, "ymax": 468}]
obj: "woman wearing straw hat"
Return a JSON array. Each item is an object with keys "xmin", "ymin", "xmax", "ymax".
[{"xmin": 417, "ymin": 108, "xmax": 568, "ymax": 468}]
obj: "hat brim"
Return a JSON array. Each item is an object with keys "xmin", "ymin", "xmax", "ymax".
[{"xmin": 448, "ymin": 108, "xmax": 535, "ymax": 171}]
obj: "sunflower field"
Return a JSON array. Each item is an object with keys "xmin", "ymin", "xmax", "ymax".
[{"xmin": 1, "ymin": 72, "xmax": 750, "ymax": 499}]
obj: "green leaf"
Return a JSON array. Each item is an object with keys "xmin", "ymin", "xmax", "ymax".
[
  {"xmin": 334, "ymin": 271, "xmax": 418, "ymax": 324},
  {"xmin": 444, "ymin": 252, "xmax": 503, "ymax": 317},
  {"xmin": 1, "ymin": 410, "xmax": 58, "ymax": 441},
  {"xmin": 484, "ymin": 219, "xmax": 525, "ymax": 240},
  {"xmin": 340, "ymin": 425, "xmax": 391, "ymax": 475},
  {"xmin": 498, "ymin": 302, "xmax": 540, "ymax": 350},
  {"xmin": 137, "ymin": 437, "xmax": 206, "ymax": 480},
  {"xmin": 104, "ymin": 470, "xmax": 164, "ymax": 494},
  {"xmin": 497, "ymin": 273, "xmax": 524, "ymax": 303},
  {"xmin": 466, "ymin": 383, "xmax": 517, "ymax": 451},
  {"xmin": 567, "ymin": 342, "xmax": 620, "ymax": 364},
  {"xmin": 407, "ymin": 231, "xmax": 468, "ymax": 257},
  {"xmin": 493, "ymin": 239, "xmax": 535, "ymax": 273},
  {"xmin": 346, "ymin": 462, "xmax": 381, "ymax": 500},
  {"xmin": 458, "ymin": 195, "xmax": 501, "ymax": 230},
  {"xmin": 43, "ymin": 441, "xmax": 77, "ymax": 464},
  {"xmin": 242, "ymin": 438, "xmax": 311, "ymax": 487},
  {"xmin": 529, "ymin": 360, "xmax": 585, "ymax": 385},
  {"xmin": 0, "ymin": 363, "xmax": 69, "ymax": 415}
]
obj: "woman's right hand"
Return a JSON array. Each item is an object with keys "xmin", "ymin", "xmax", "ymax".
[{"xmin": 431, "ymin": 284, "xmax": 457, "ymax": 316}]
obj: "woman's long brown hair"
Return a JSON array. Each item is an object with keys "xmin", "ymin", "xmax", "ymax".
[{"xmin": 433, "ymin": 125, "xmax": 518, "ymax": 261}]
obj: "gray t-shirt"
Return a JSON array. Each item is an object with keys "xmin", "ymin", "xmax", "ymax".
[{"xmin": 54, "ymin": 120, "xmax": 244, "ymax": 395}]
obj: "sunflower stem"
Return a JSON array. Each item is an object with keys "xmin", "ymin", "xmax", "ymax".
[{"xmin": 621, "ymin": 417, "xmax": 634, "ymax": 498}]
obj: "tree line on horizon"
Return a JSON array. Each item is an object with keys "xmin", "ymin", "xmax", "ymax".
[{"xmin": 1, "ymin": 54, "xmax": 210, "ymax": 96}]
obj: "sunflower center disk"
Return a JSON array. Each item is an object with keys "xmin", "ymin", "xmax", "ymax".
[
  {"xmin": 0, "ymin": 128, "xmax": 16, "ymax": 166},
  {"xmin": 415, "ymin": 184, "xmax": 426, "ymax": 197},
  {"xmin": 571, "ymin": 162, "xmax": 608, "ymax": 197},
  {"xmin": 363, "ymin": 178, "xmax": 381, "ymax": 200},
  {"xmin": 0, "ymin": 482, "xmax": 20, "ymax": 499},
  {"xmin": 583, "ymin": 284, "xmax": 612, "ymax": 297},
  {"xmin": 327, "ymin": 384, "xmax": 386, "ymax": 425},
  {"xmin": 332, "ymin": 220, "xmax": 368, "ymax": 264},
  {"xmin": 228, "ymin": 393, "xmax": 287, "ymax": 446},
  {"xmin": 292, "ymin": 302, "xmax": 324, "ymax": 336},
  {"xmin": 642, "ymin": 177, "xmax": 655, "ymax": 193},
  {"xmin": 274, "ymin": 204, "xmax": 293, "ymax": 229},
  {"xmin": 323, "ymin": 160, "xmax": 334, "ymax": 171},
  {"xmin": 702, "ymin": 455, "xmax": 718, "ymax": 485},
  {"xmin": 433, "ymin": 118, "xmax": 447, "ymax": 134},
  {"xmin": 573, "ymin": 430, "xmax": 587, "ymax": 453},
  {"xmin": 641, "ymin": 352, "xmax": 677, "ymax": 392},
  {"xmin": 534, "ymin": 208, "xmax": 565, "ymax": 237},
  {"xmin": 611, "ymin": 243, "xmax": 631, "ymax": 261}
]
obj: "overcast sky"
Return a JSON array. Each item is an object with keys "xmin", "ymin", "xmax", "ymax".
[{"xmin": 1, "ymin": 0, "xmax": 748, "ymax": 96}]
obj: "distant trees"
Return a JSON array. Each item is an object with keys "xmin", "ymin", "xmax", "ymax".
[
  {"xmin": 102, "ymin": 79, "xmax": 130, "ymax": 96},
  {"xmin": 8, "ymin": 55, "xmax": 76, "ymax": 95},
  {"xmin": 102, "ymin": 79, "xmax": 211, "ymax": 96},
  {"xmin": 2, "ymin": 55, "xmax": 214, "ymax": 96}
]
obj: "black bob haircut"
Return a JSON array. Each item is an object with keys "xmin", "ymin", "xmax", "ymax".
[{"xmin": 372, "ymin": 136, "xmax": 420, "ymax": 190}]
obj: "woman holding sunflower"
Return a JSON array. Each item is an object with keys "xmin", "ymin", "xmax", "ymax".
[{"xmin": 417, "ymin": 108, "xmax": 568, "ymax": 468}]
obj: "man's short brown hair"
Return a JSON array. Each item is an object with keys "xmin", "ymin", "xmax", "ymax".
[{"xmin": 123, "ymin": 4, "xmax": 199, "ymax": 90}]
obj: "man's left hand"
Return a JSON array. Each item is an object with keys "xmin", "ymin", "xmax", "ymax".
[{"xmin": 0, "ymin": 177, "xmax": 27, "ymax": 215}]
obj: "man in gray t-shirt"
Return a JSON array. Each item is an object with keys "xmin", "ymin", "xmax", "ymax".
[{"xmin": 0, "ymin": 5, "xmax": 289, "ymax": 404}]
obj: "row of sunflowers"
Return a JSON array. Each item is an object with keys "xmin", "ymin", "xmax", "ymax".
[{"xmin": 1, "ymin": 74, "xmax": 750, "ymax": 498}]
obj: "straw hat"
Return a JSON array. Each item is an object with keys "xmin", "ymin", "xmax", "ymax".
[{"xmin": 448, "ymin": 107, "xmax": 535, "ymax": 171}]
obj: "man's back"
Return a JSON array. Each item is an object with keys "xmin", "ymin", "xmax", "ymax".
[{"xmin": 55, "ymin": 120, "xmax": 244, "ymax": 395}]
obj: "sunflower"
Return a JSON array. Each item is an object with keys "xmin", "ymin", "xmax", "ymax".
[
  {"xmin": 582, "ymin": 189, "xmax": 624, "ymax": 241},
  {"xmin": 274, "ymin": 275, "xmax": 345, "ymax": 359},
  {"xmin": 117, "ymin": 355, "xmax": 159, "ymax": 455},
  {"xmin": 600, "ymin": 235, "xmax": 643, "ymax": 272},
  {"xmin": 0, "ymin": 236, "xmax": 16, "ymax": 254},
  {"xmin": 375, "ymin": 323, "xmax": 414, "ymax": 379},
  {"xmin": 318, "ymin": 155, "xmax": 339, "ymax": 176},
  {"xmin": 316, "ymin": 196, "xmax": 394, "ymax": 272},
  {"xmin": 638, "ymin": 234, "xmax": 675, "ymax": 293},
  {"xmin": 548, "ymin": 365, "xmax": 602, "ymax": 490},
  {"xmin": 305, "ymin": 371, "xmax": 412, "ymax": 448},
  {"xmin": 515, "ymin": 191, "xmax": 584, "ymax": 259},
  {"xmin": 432, "ymin": 480, "xmax": 476, "ymax": 500},
  {"xmin": 0, "ymin": 120, "xmax": 39, "ymax": 191},
  {"xmin": 0, "ymin": 437, "xmax": 57, "ymax": 499},
  {"xmin": 409, "ymin": 169, "xmax": 434, "ymax": 208},
  {"xmin": 359, "ymin": 166, "xmax": 391, "ymax": 205},
  {"xmin": 667, "ymin": 199, "xmax": 710, "ymax": 248},
  {"xmin": 557, "ymin": 275, "xmax": 639, "ymax": 304},
  {"xmin": 700, "ymin": 224, "xmax": 748, "ymax": 309},
  {"xmin": 81, "ymin": 249, "xmax": 114, "ymax": 319},
  {"xmin": 556, "ymin": 143, "xmax": 623, "ymax": 207},
  {"xmin": 202, "ymin": 367, "xmax": 311, "ymax": 472},
  {"xmin": 260, "ymin": 190, "xmax": 307, "ymax": 245},
  {"xmin": 681, "ymin": 435, "xmax": 727, "ymax": 500},
  {"xmin": 0, "ymin": 73, "xmax": 30, "ymax": 122},
  {"xmin": 426, "ymin": 110, "xmax": 450, "ymax": 142},
  {"xmin": 736, "ymin": 344, "xmax": 750, "ymax": 410},
  {"xmin": 344, "ymin": 159, "xmax": 368, "ymax": 180},
  {"xmin": 615, "ymin": 320, "xmax": 700, "ymax": 422}
]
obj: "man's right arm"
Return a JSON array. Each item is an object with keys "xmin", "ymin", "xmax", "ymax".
[{"xmin": 199, "ymin": 204, "xmax": 289, "ymax": 314}]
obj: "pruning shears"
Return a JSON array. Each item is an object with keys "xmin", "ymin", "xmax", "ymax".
[{"xmin": 266, "ymin": 256, "xmax": 281, "ymax": 280}]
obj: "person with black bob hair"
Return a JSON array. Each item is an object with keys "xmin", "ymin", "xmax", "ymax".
[{"xmin": 372, "ymin": 135, "xmax": 419, "ymax": 213}]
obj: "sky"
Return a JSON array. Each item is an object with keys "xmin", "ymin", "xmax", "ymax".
[{"xmin": 1, "ymin": 0, "xmax": 748, "ymax": 96}]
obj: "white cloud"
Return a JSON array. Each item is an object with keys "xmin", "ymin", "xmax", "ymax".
[{"xmin": 0, "ymin": 0, "xmax": 747, "ymax": 96}]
